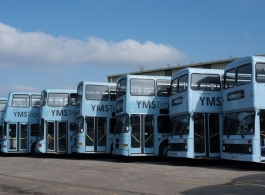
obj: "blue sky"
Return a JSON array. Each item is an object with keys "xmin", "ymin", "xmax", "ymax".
[{"xmin": 0, "ymin": 0, "xmax": 264, "ymax": 97}]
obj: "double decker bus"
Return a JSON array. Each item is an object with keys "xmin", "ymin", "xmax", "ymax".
[
  {"xmin": 0, "ymin": 98, "xmax": 7, "ymax": 148},
  {"xmin": 72, "ymin": 81, "xmax": 116, "ymax": 154},
  {"xmin": 167, "ymin": 68, "xmax": 223, "ymax": 159},
  {"xmin": 1, "ymin": 92, "xmax": 41, "ymax": 154},
  {"xmin": 112, "ymin": 74, "xmax": 171, "ymax": 159},
  {"xmin": 35, "ymin": 89, "xmax": 78, "ymax": 154},
  {"xmin": 222, "ymin": 56, "xmax": 265, "ymax": 163}
]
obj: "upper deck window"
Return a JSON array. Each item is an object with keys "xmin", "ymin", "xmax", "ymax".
[
  {"xmin": 77, "ymin": 84, "xmax": 83, "ymax": 100},
  {"xmin": 236, "ymin": 64, "xmax": 252, "ymax": 86},
  {"xmin": 170, "ymin": 78, "xmax": 178, "ymax": 96},
  {"xmin": 40, "ymin": 91, "xmax": 47, "ymax": 106},
  {"xmin": 130, "ymin": 78, "xmax": 155, "ymax": 96},
  {"xmin": 31, "ymin": 95, "xmax": 41, "ymax": 108},
  {"xmin": 85, "ymin": 85, "xmax": 109, "ymax": 101},
  {"xmin": 157, "ymin": 79, "xmax": 170, "ymax": 97},
  {"xmin": 256, "ymin": 63, "xmax": 265, "ymax": 83},
  {"xmin": 0, "ymin": 100, "xmax": 6, "ymax": 111},
  {"xmin": 224, "ymin": 68, "xmax": 236, "ymax": 89},
  {"xmin": 70, "ymin": 93, "xmax": 78, "ymax": 105},
  {"xmin": 178, "ymin": 74, "xmax": 188, "ymax": 93},
  {"xmin": 191, "ymin": 73, "xmax": 221, "ymax": 91},
  {"xmin": 116, "ymin": 78, "xmax": 127, "ymax": 98},
  {"xmin": 48, "ymin": 93, "xmax": 69, "ymax": 107},
  {"xmin": 110, "ymin": 86, "xmax": 116, "ymax": 101},
  {"xmin": 12, "ymin": 95, "xmax": 30, "ymax": 108}
]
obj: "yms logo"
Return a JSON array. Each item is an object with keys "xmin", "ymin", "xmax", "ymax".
[
  {"xmin": 51, "ymin": 110, "xmax": 77, "ymax": 116},
  {"xmin": 13, "ymin": 112, "xmax": 39, "ymax": 117},
  {"xmin": 136, "ymin": 100, "xmax": 169, "ymax": 109},
  {"xmin": 199, "ymin": 97, "xmax": 221, "ymax": 106}
]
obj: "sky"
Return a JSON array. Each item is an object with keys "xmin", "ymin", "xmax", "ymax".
[{"xmin": 0, "ymin": 0, "xmax": 265, "ymax": 97}]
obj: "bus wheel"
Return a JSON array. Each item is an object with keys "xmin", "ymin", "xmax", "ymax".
[
  {"xmin": 110, "ymin": 143, "xmax": 113, "ymax": 156},
  {"xmin": 159, "ymin": 141, "xmax": 169, "ymax": 161},
  {"xmin": 31, "ymin": 142, "xmax": 37, "ymax": 156}
]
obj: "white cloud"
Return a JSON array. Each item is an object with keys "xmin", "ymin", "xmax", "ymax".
[{"xmin": 0, "ymin": 22, "xmax": 186, "ymax": 69}]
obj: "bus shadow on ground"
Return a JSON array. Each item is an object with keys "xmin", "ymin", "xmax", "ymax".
[{"xmin": 4, "ymin": 153, "xmax": 265, "ymax": 172}]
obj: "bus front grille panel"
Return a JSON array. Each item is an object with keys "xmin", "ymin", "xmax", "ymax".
[
  {"xmin": 169, "ymin": 143, "xmax": 187, "ymax": 151},
  {"xmin": 223, "ymin": 144, "xmax": 252, "ymax": 154}
]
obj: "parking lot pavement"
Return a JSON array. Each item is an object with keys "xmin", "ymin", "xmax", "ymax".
[{"xmin": 0, "ymin": 154, "xmax": 265, "ymax": 195}]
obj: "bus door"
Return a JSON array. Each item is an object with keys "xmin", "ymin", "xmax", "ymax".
[
  {"xmin": 194, "ymin": 113, "xmax": 220, "ymax": 158},
  {"xmin": 85, "ymin": 117, "xmax": 107, "ymax": 152},
  {"xmin": 8, "ymin": 123, "xmax": 28, "ymax": 152},
  {"xmin": 260, "ymin": 110, "xmax": 265, "ymax": 158},
  {"xmin": 130, "ymin": 115, "xmax": 154, "ymax": 154},
  {"xmin": 46, "ymin": 121, "xmax": 67, "ymax": 153}
]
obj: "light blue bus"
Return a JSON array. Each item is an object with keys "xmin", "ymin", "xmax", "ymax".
[
  {"xmin": 222, "ymin": 56, "xmax": 265, "ymax": 163},
  {"xmin": 35, "ymin": 89, "xmax": 78, "ymax": 154},
  {"xmin": 0, "ymin": 98, "xmax": 7, "ymax": 147},
  {"xmin": 1, "ymin": 92, "xmax": 41, "ymax": 154},
  {"xmin": 112, "ymin": 74, "xmax": 171, "ymax": 159},
  {"xmin": 72, "ymin": 81, "xmax": 116, "ymax": 154},
  {"xmin": 167, "ymin": 68, "xmax": 223, "ymax": 159}
]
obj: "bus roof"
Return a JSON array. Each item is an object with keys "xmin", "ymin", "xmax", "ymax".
[
  {"xmin": 225, "ymin": 56, "xmax": 265, "ymax": 70},
  {"xmin": 41, "ymin": 89, "xmax": 77, "ymax": 93},
  {"xmin": 116, "ymin": 74, "xmax": 171, "ymax": 82},
  {"xmin": 77, "ymin": 81, "xmax": 116, "ymax": 87},
  {"xmin": 172, "ymin": 68, "xmax": 224, "ymax": 79}
]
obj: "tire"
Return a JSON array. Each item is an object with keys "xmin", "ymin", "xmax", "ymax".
[
  {"xmin": 31, "ymin": 142, "xmax": 37, "ymax": 156},
  {"xmin": 109, "ymin": 143, "xmax": 113, "ymax": 156},
  {"xmin": 159, "ymin": 141, "xmax": 169, "ymax": 161}
]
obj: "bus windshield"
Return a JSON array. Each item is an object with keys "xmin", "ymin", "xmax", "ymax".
[
  {"xmin": 191, "ymin": 74, "xmax": 221, "ymax": 91},
  {"xmin": 77, "ymin": 117, "xmax": 84, "ymax": 133},
  {"xmin": 130, "ymin": 78, "xmax": 155, "ymax": 96},
  {"xmin": 114, "ymin": 114, "xmax": 129, "ymax": 134},
  {"xmin": 85, "ymin": 85, "xmax": 109, "ymax": 101},
  {"xmin": 170, "ymin": 114, "xmax": 190, "ymax": 136},
  {"xmin": 12, "ymin": 94, "xmax": 30, "ymax": 108},
  {"xmin": 224, "ymin": 111, "xmax": 255, "ymax": 136},
  {"xmin": 48, "ymin": 93, "xmax": 69, "ymax": 107}
]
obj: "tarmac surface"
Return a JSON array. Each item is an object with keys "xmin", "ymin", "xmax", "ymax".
[{"xmin": 0, "ymin": 154, "xmax": 265, "ymax": 195}]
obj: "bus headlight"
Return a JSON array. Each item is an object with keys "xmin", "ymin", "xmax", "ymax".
[
  {"xmin": 248, "ymin": 146, "xmax": 252, "ymax": 153},
  {"xmin": 184, "ymin": 144, "xmax": 187, "ymax": 150},
  {"xmin": 223, "ymin": 145, "xmax": 225, "ymax": 151}
]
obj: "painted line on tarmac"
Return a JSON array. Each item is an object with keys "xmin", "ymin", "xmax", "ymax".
[{"xmin": 0, "ymin": 175, "xmax": 117, "ymax": 195}]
